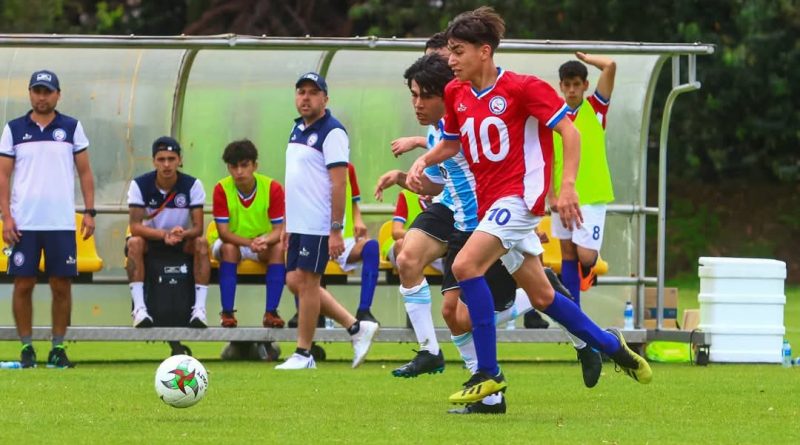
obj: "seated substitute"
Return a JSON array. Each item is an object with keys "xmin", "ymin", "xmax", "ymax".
[
  {"xmin": 209, "ymin": 139, "xmax": 287, "ymax": 328},
  {"xmin": 126, "ymin": 136, "xmax": 210, "ymax": 328},
  {"xmin": 382, "ymin": 189, "xmax": 443, "ymax": 272}
]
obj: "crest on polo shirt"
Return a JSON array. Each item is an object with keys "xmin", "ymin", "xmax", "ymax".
[
  {"xmin": 174, "ymin": 193, "xmax": 188, "ymax": 208},
  {"xmin": 307, "ymin": 133, "xmax": 319, "ymax": 147},
  {"xmin": 489, "ymin": 96, "xmax": 507, "ymax": 115},
  {"xmin": 53, "ymin": 128, "xmax": 67, "ymax": 141}
]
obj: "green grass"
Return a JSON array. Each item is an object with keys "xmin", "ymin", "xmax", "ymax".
[
  {"xmin": 1, "ymin": 282, "xmax": 798, "ymax": 444},
  {"xmin": 1, "ymin": 341, "xmax": 799, "ymax": 444}
]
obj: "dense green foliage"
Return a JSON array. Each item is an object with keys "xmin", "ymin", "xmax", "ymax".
[{"xmin": 1, "ymin": 0, "xmax": 795, "ymax": 181}]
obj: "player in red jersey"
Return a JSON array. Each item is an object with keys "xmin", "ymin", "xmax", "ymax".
[{"xmin": 407, "ymin": 6, "xmax": 651, "ymax": 405}]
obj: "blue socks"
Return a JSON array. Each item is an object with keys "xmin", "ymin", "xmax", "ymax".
[
  {"xmin": 561, "ymin": 259, "xmax": 580, "ymax": 306},
  {"xmin": 358, "ymin": 240, "xmax": 379, "ymax": 311},
  {"xmin": 265, "ymin": 264, "xmax": 286, "ymax": 312},
  {"xmin": 459, "ymin": 276, "xmax": 499, "ymax": 376},
  {"xmin": 543, "ymin": 291, "xmax": 620, "ymax": 354},
  {"xmin": 219, "ymin": 261, "xmax": 237, "ymax": 312}
]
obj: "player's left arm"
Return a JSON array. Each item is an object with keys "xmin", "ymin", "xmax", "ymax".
[
  {"xmin": 553, "ymin": 118, "xmax": 582, "ymax": 229},
  {"xmin": 263, "ymin": 181, "xmax": 285, "ymax": 247},
  {"xmin": 576, "ymin": 52, "xmax": 616, "ymax": 101},
  {"xmin": 74, "ymin": 149, "xmax": 96, "ymax": 240}
]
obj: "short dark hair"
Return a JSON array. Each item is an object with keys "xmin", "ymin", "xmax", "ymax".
[
  {"xmin": 445, "ymin": 6, "xmax": 505, "ymax": 54},
  {"xmin": 403, "ymin": 53, "xmax": 454, "ymax": 98},
  {"xmin": 424, "ymin": 32, "xmax": 447, "ymax": 52},
  {"xmin": 222, "ymin": 139, "xmax": 258, "ymax": 165},
  {"xmin": 559, "ymin": 61, "xmax": 588, "ymax": 82}
]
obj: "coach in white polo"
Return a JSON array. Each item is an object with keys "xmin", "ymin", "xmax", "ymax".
[
  {"xmin": 276, "ymin": 72, "xmax": 377, "ymax": 370},
  {"xmin": 0, "ymin": 69, "xmax": 96, "ymax": 369}
]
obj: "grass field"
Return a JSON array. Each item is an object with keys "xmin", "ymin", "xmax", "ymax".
[{"xmin": 0, "ymin": 281, "xmax": 798, "ymax": 444}]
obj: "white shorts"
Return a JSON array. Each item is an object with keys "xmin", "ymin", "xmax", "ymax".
[
  {"xmin": 334, "ymin": 237, "xmax": 359, "ymax": 272},
  {"xmin": 475, "ymin": 196, "xmax": 544, "ymax": 275},
  {"xmin": 211, "ymin": 238, "xmax": 261, "ymax": 262},
  {"xmin": 551, "ymin": 204, "xmax": 607, "ymax": 251}
]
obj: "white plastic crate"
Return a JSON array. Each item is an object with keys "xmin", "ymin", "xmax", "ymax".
[{"xmin": 697, "ymin": 257, "xmax": 786, "ymax": 363}]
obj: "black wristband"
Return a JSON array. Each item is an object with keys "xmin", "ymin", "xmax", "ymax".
[{"xmin": 83, "ymin": 208, "xmax": 97, "ymax": 217}]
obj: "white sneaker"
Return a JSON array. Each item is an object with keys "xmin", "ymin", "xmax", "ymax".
[
  {"xmin": 275, "ymin": 353, "xmax": 316, "ymax": 370},
  {"xmin": 189, "ymin": 306, "xmax": 207, "ymax": 328},
  {"xmin": 351, "ymin": 320, "xmax": 379, "ymax": 368},
  {"xmin": 132, "ymin": 307, "xmax": 153, "ymax": 328}
]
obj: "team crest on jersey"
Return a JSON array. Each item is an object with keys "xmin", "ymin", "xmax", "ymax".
[
  {"xmin": 13, "ymin": 252, "xmax": 24, "ymax": 267},
  {"xmin": 489, "ymin": 96, "xmax": 507, "ymax": 115},
  {"xmin": 174, "ymin": 193, "xmax": 188, "ymax": 208},
  {"xmin": 52, "ymin": 128, "xmax": 67, "ymax": 141},
  {"xmin": 307, "ymin": 133, "xmax": 318, "ymax": 147},
  {"xmin": 291, "ymin": 133, "xmax": 297, "ymax": 141},
  {"xmin": 457, "ymin": 103, "xmax": 467, "ymax": 112}
]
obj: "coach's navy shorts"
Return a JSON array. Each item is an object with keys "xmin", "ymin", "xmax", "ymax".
[
  {"xmin": 7, "ymin": 230, "xmax": 77, "ymax": 277},
  {"xmin": 286, "ymin": 233, "xmax": 329, "ymax": 275}
]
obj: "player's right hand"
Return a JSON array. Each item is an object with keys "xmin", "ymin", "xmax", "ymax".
[
  {"xmin": 374, "ymin": 170, "xmax": 402, "ymax": 201},
  {"xmin": 2, "ymin": 215, "xmax": 20, "ymax": 245},
  {"xmin": 328, "ymin": 231, "xmax": 345, "ymax": 260},
  {"xmin": 391, "ymin": 137, "xmax": 419, "ymax": 157},
  {"xmin": 406, "ymin": 158, "xmax": 427, "ymax": 192}
]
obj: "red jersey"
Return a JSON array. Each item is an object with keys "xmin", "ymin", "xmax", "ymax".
[
  {"xmin": 348, "ymin": 163, "xmax": 361, "ymax": 203},
  {"xmin": 442, "ymin": 69, "xmax": 567, "ymax": 217}
]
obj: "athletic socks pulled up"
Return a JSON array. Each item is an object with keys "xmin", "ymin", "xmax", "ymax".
[
  {"xmin": 401, "ymin": 279, "xmax": 440, "ymax": 355},
  {"xmin": 265, "ymin": 264, "xmax": 286, "ymax": 312},
  {"xmin": 459, "ymin": 276, "xmax": 499, "ymax": 377},
  {"xmin": 358, "ymin": 240, "xmax": 380, "ymax": 311},
  {"xmin": 219, "ymin": 261, "xmax": 238, "ymax": 312},
  {"xmin": 543, "ymin": 291, "xmax": 620, "ymax": 355}
]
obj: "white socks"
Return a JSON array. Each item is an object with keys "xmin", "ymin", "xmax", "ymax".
[
  {"xmin": 130, "ymin": 282, "xmax": 145, "ymax": 310},
  {"xmin": 495, "ymin": 288, "xmax": 534, "ymax": 325},
  {"xmin": 401, "ymin": 279, "xmax": 440, "ymax": 355},
  {"xmin": 194, "ymin": 284, "xmax": 208, "ymax": 309}
]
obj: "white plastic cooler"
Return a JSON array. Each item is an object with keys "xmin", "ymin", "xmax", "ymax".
[{"xmin": 697, "ymin": 257, "xmax": 787, "ymax": 363}]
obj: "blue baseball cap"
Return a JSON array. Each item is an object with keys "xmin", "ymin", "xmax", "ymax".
[
  {"xmin": 29, "ymin": 70, "xmax": 60, "ymax": 91},
  {"xmin": 152, "ymin": 136, "xmax": 182, "ymax": 157},
  {"xmin": 295, "ymin": 72, "xmax": 328, "ymax": 95}
]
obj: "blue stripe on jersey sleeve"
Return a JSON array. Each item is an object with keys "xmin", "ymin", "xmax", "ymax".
[
  {"xmin": 270, "ymin": 217, "xmax": 284, "ymax": 224},
  {"xmin": 326, "ymin": 161, "xmax": 348, "ymax": 169},
  {"xmin": 214, "ymin": 217, "xmax": 230, "ymax": 224},
  {"xmin": 392, "ymin": 216, "xmax": 406, "ymax": 223},
  {"xmin": 442, "ymin": 132, "xmax": 459, "ymax": 141},
  {"xmin": 546, "ymin": 104, "xmax": 569, "ymax": 129}
]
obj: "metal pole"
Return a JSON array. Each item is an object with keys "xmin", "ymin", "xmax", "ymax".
[
  {"xmin": 170, "ymin": 49, "xmax": 198, "ymax": 139},
  {"xmin": 656, "ymin": 55, "xmax": 701, "ymax": 329}
]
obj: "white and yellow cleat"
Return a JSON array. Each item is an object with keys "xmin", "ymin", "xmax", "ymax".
[{"xmin": 449, "ymin": 370, "xmax": 508, "ymax": 404}]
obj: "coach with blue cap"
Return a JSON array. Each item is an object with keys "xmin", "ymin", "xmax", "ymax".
[
  {"xmin": 0, "ymin": 69, "xmax": 96, "ymax": 368},
  {"xmin": 276, "ymin": 71, "xmax": 379, "ymax": 370}
]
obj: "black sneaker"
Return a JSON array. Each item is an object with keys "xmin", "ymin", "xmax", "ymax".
[
  {"xmin": 447, "ymin": 395, "xmax": 507, "ymax": 414},
  {"xmin": 47, "ymin": 345, "xmax": 74, "ymax": 368},
  {"xmin": 20, "ymin": 344, "xmax": 36, "ymax": 368},
  {"xmin": 576, "ymin": 346, "xmax": 602, "ymax": 388},
  {"xmin": 287, "ymin": 313, "xmax": 326, "ymax": 328},
  {"xmin": 544, "ymin": 267, "xmax": 573, "ymax": 300},
  {"xmin": 392, "ymin": 349, "xmax": 445, "ymax": 378},
  {"xmin": 523, "ymin": 310, "xmax": 550, "ymax": 329},
  {"xmin": 356, "ymin": 309, "xmax": 380, "ymax": 325}
]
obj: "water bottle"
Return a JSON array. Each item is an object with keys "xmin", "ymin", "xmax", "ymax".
[
  {"xmin": 623, "ymin": 301, "xmax": 634, "ymax": 330},
  {"xmin": 324, "ymin": 317, "xmax": 335, "ymax": 329},
  {"xmin": 0, "ymin": 361, "xmax": 22, "ymax": 369},
  {"xmin": 782, "ymin": 339, "xmax": 792, "ymax": 368}
]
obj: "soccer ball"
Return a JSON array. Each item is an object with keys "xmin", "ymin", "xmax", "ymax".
[{"xmin": 155, "ymin": 354, "xmax": 208, "ymax": 408}]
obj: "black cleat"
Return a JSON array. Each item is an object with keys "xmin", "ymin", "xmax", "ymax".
[
  {"xmin": 448, "ymin": 395, "xmax": 507, "ymax": 414},
  {"xmin": 287, "ymin": 313, "xmax": 326, "ymax": 328},
  {"xmin": 392, "ymin": 349, "xmax": 445, "ymax": 378},
  {"xmin": 47, "ymin": 345, "xmax": 74, "ymax": 368},
  {"xmin": 356, "ymin": 309, "xmax": 380, "ymax": 325},
  {"xmin": 577, "ymin": 346, "xmax": 602, "ymax": 388},
  {"xmin": 544, "ymin": 267, "xmax": 573, "ymax": 300},
  {"xmin": 523, "ymin": 310, "xmax": 550, "ymax": 329},
  {"xmin": 20, "ymin": 344, "xmax": 36, "ymax": 368}
]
